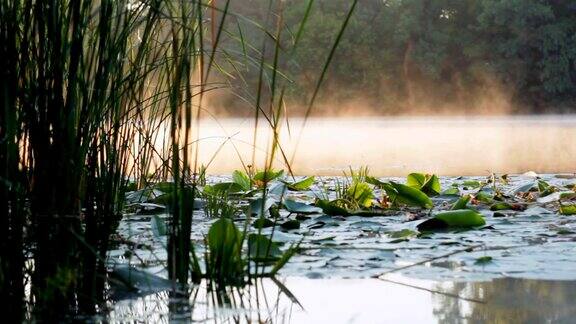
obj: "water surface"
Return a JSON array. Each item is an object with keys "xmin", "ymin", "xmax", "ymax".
[
  {"xmin": 191, "ymin": 115, "xmax": 576, "ymax": 176},
  {"xmin": 106, "ymin": 276, "xmax": 576, "ymax": 323}
]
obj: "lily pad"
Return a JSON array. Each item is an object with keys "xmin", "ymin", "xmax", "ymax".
[
  {"xmin": 417, "ymin": 210, "xmax": 486, "ymax": 231},
  {"xmin": 281, "ymin": 220, "xmax": 301, "ymax": 230},
  {"xmin": 284, "ymin": 176, "xmax": 315, "ymax": 191},
  {"xmin": 451, "ymin": 194, "xmax": 471, "ymax": 210},
  {"xmin": 407, "ymin": 173, "xmax": 441, "ymax": 195},
  {"xmin": 283, "ymin": 199, "xmax": 322, "ymax": 214},
  {"xmin": 474, "ymin": 256, "xmax": 493, "ymax": 265},
  {"xmin": 315, "ymin": 199, "xmax": 350, "ymax": 216},
  {"xmin": 388, "ymin": 229, "xmax": 418, "ymax": 239},
  {"xmin": 253, "ymin": 218, "xmax": 275, "ymax": 229},
  {"xmin": 559, "ymin": 205, "xmax": 576, "ymax": 215},
  {"xmin": 441, "ymin": 187, "xmax": 460, "ymax": 196},
  {"xmin": 387, "ymin": 182, "xmax": 433, "ymax": 209},
  {"xmin": 203, "ymin": 182, "xmax": 245, "ymax": 195}
]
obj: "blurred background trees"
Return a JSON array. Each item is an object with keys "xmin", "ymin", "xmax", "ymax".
[{"xmin": 210, "ymin": 0, "xmax": 576, "ymax": 116}]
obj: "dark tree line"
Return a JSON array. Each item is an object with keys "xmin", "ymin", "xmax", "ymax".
[{"xmin": 212, "ymin": 0, "xmax": 576, "ymax": 115}]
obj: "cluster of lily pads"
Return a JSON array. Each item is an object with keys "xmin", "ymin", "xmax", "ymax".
[{"xmin": 122, "ymin": 168, "xmax": 576, "ymax": 286}]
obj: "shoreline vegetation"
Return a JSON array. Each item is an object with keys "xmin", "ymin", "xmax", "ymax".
[{"xmin": 0, "ymin": 0, "xmax": 357, "ymax": 321}]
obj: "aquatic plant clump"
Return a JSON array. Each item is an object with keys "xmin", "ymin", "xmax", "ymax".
[{"xmin": 114, "ymin": 171, "xmax": 576, "ymax": 289}]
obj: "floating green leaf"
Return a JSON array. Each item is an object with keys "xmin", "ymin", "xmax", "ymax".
[
  {"xmin": 441, "ymin": 187, "xmax": 460, "ymax": 196},
  {"xmin": 315, "ymin": 199, "xmax": 350, "ymax": 216},
  {"xmin": 388, "ymin": 229, "xmax": 418, "ymax": 239},
  {"xmin": 252, "ymin": 218, "xmax": 275, "ymax": 229},
  {"xmin": 475, "ymin": 256, "xmax": 493, "ymax": 265},
  {"xmin": 490, "ymin": 202, "xmax": 526, "ymax": 211},
  {"xmin": 451, "ymin": 194, "xmax": 471, "ymax": 210},
  {"xmin": 203, "ymin": 182, "xmax": 245, "ymax": 195},
  {"xmin": 283, "ymin": 199, "xmax": 322, "ymax": 214},
  {"xmin": 388, "ymin": 182, "xmax": 433, "ymax": 209},
  {"xmin": 490, "ymin": 202, "xmax": 513, "ymax": 211},
  {"xmin": 253, "ymin": 169, "xmax": 284, "ymax": 183},
  {"xmin": 346, "ymin": 182, "xmax": 374, "ymax": 208},
  {"xmin": 284, "ymin": 176, "xmax": 315, "ymax": 191},
  {"xmin": 474, "ymin": 191, "xmax": 493, "ymax": 203},
  {"xmin": 366, "ymin": 176, "xmax": 386, "ymax": 187},
  {"xmin": 560, "ymin": 204, "xmax": 576, "ymax": 215},
  {"xmin": 281, "ymin": 220, "xmax": 301, "ymax": 230},
  {"xmin": 407, "ymin": 173, "xmax": 441, "ymax": 195},
  {"xmin": 417, "ymin": 210, "xmax": 486, "ymax": 231},
  {"xmin": 462, "ymin": 180, "xmax": 482, "ymax": 188}
]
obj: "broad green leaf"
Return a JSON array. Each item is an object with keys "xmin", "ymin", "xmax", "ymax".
[
  {"xmin": 490, "ymin": 202, "xmax": 513, "ymax": 211},
  {"xmin": 366, "ymin": 176, "xmax": 387, "ymax": 187},
  {"xmin": 435, "ymin": 210, "xmax": 486, "ymax": 227},
  {"xmin": 207, "ymin": 219, "xmax": 243, "ymax": 271},
  {"xmin": 390, "ymin": 182, "xmax": 433, "ymax": 209},
  {"xmin": 441, "ymin": 187, "xmax": 460, "ymax": 196},
  {"xmin": 253, "ymin": 169, "xmax": 284, "ymax": 183},
  {"xmin": 388, "ymin": 229, "xmax": 417, "ymax": 239},
  {"xmin": 417, "ymin": 210, "xmax": 486, "ymax": 231},
  {"xmin": 283, "ymin": 199, "xmax": 322, "ymax": 214},
  {"xmin": 203, "ymin": 182, "xmax": 245, "ymax": 195},
  {"xmin": 407, "ymin": 173, "xmax": 427, "ymax": 188},
  {"xmin": 560, "ymin": 205, "xmax": 576, "ymax": 215},
  {"xmin": 232, "ymin": 170, "xmax": 251, "ymax": 191},
  {"xmin": 346, "ymin": 182, "xmax": 374, "ymax": 208},
  {"xmin": 407, "ymin": 173, "xmax": 441, "ymax": 195},
  {"xmin": 252, "ymin": 218, "xmax": 275, "ymax": 229},
  {"xmin": 474, "ymin": 192, "xmax": 493, "ymax": 203},
  {"xmin": 537, "ymin": 180, "xmax": 557, "ymax": 197},
  {"xmin": 315, "ymin": 199, "xmax": 350, "ymax": 216},
  {"xmin": 423, "ymin": 175, "xmax": 441, "ymax": 195},
  {"xmin": 284, "ymin": 176, "xmax": 315, "ymax": 191},
  {"xmin": 462, "ymin": 180, "xmax": 482, "ymax": 189},
  {"xmin": 451, "ymin": 194, "xmax": 471, "ymax": 210},
  {"xmin": 475, "ymin": 256, "xmax": 493, "ymax": 265},
  {"xmin": 208, "ymin": 218, "xmax": 242, "ymax": 250},
  {"xmin": 281, "ymin": 219, "xmax": 301, "ymax": 230}
]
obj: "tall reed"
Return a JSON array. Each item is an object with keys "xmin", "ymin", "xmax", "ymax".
[{"xmin": 0, "ymin": 0, "xmax": 357, "ymax": 320}]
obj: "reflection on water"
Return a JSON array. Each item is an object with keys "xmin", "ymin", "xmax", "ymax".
[
  {"xmin": 189, "ymin": 115, "xmax": 576, "ymax": 176},
  {"xmin": 104, "ymin": 276, "xmax": 576, "ymax": 323},
  {"xmin": 433, "ymin": 278, "xmax": 576, "ymax": 324}
]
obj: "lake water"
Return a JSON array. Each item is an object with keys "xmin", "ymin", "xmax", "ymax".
[
  {"xmin": 106, "ymin": 276, "xmax": 576, "ymax": 323},
  {"xmin": 107, "ymin": 173, "xmax": 576, "ymax": 323},
  {"xmin": 191, "ymin": 115, "xmax": 576, "ymax": 176},
  {"xmin": 108, "ymin": 115, "xmax": 576, "ymax": 322}
]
